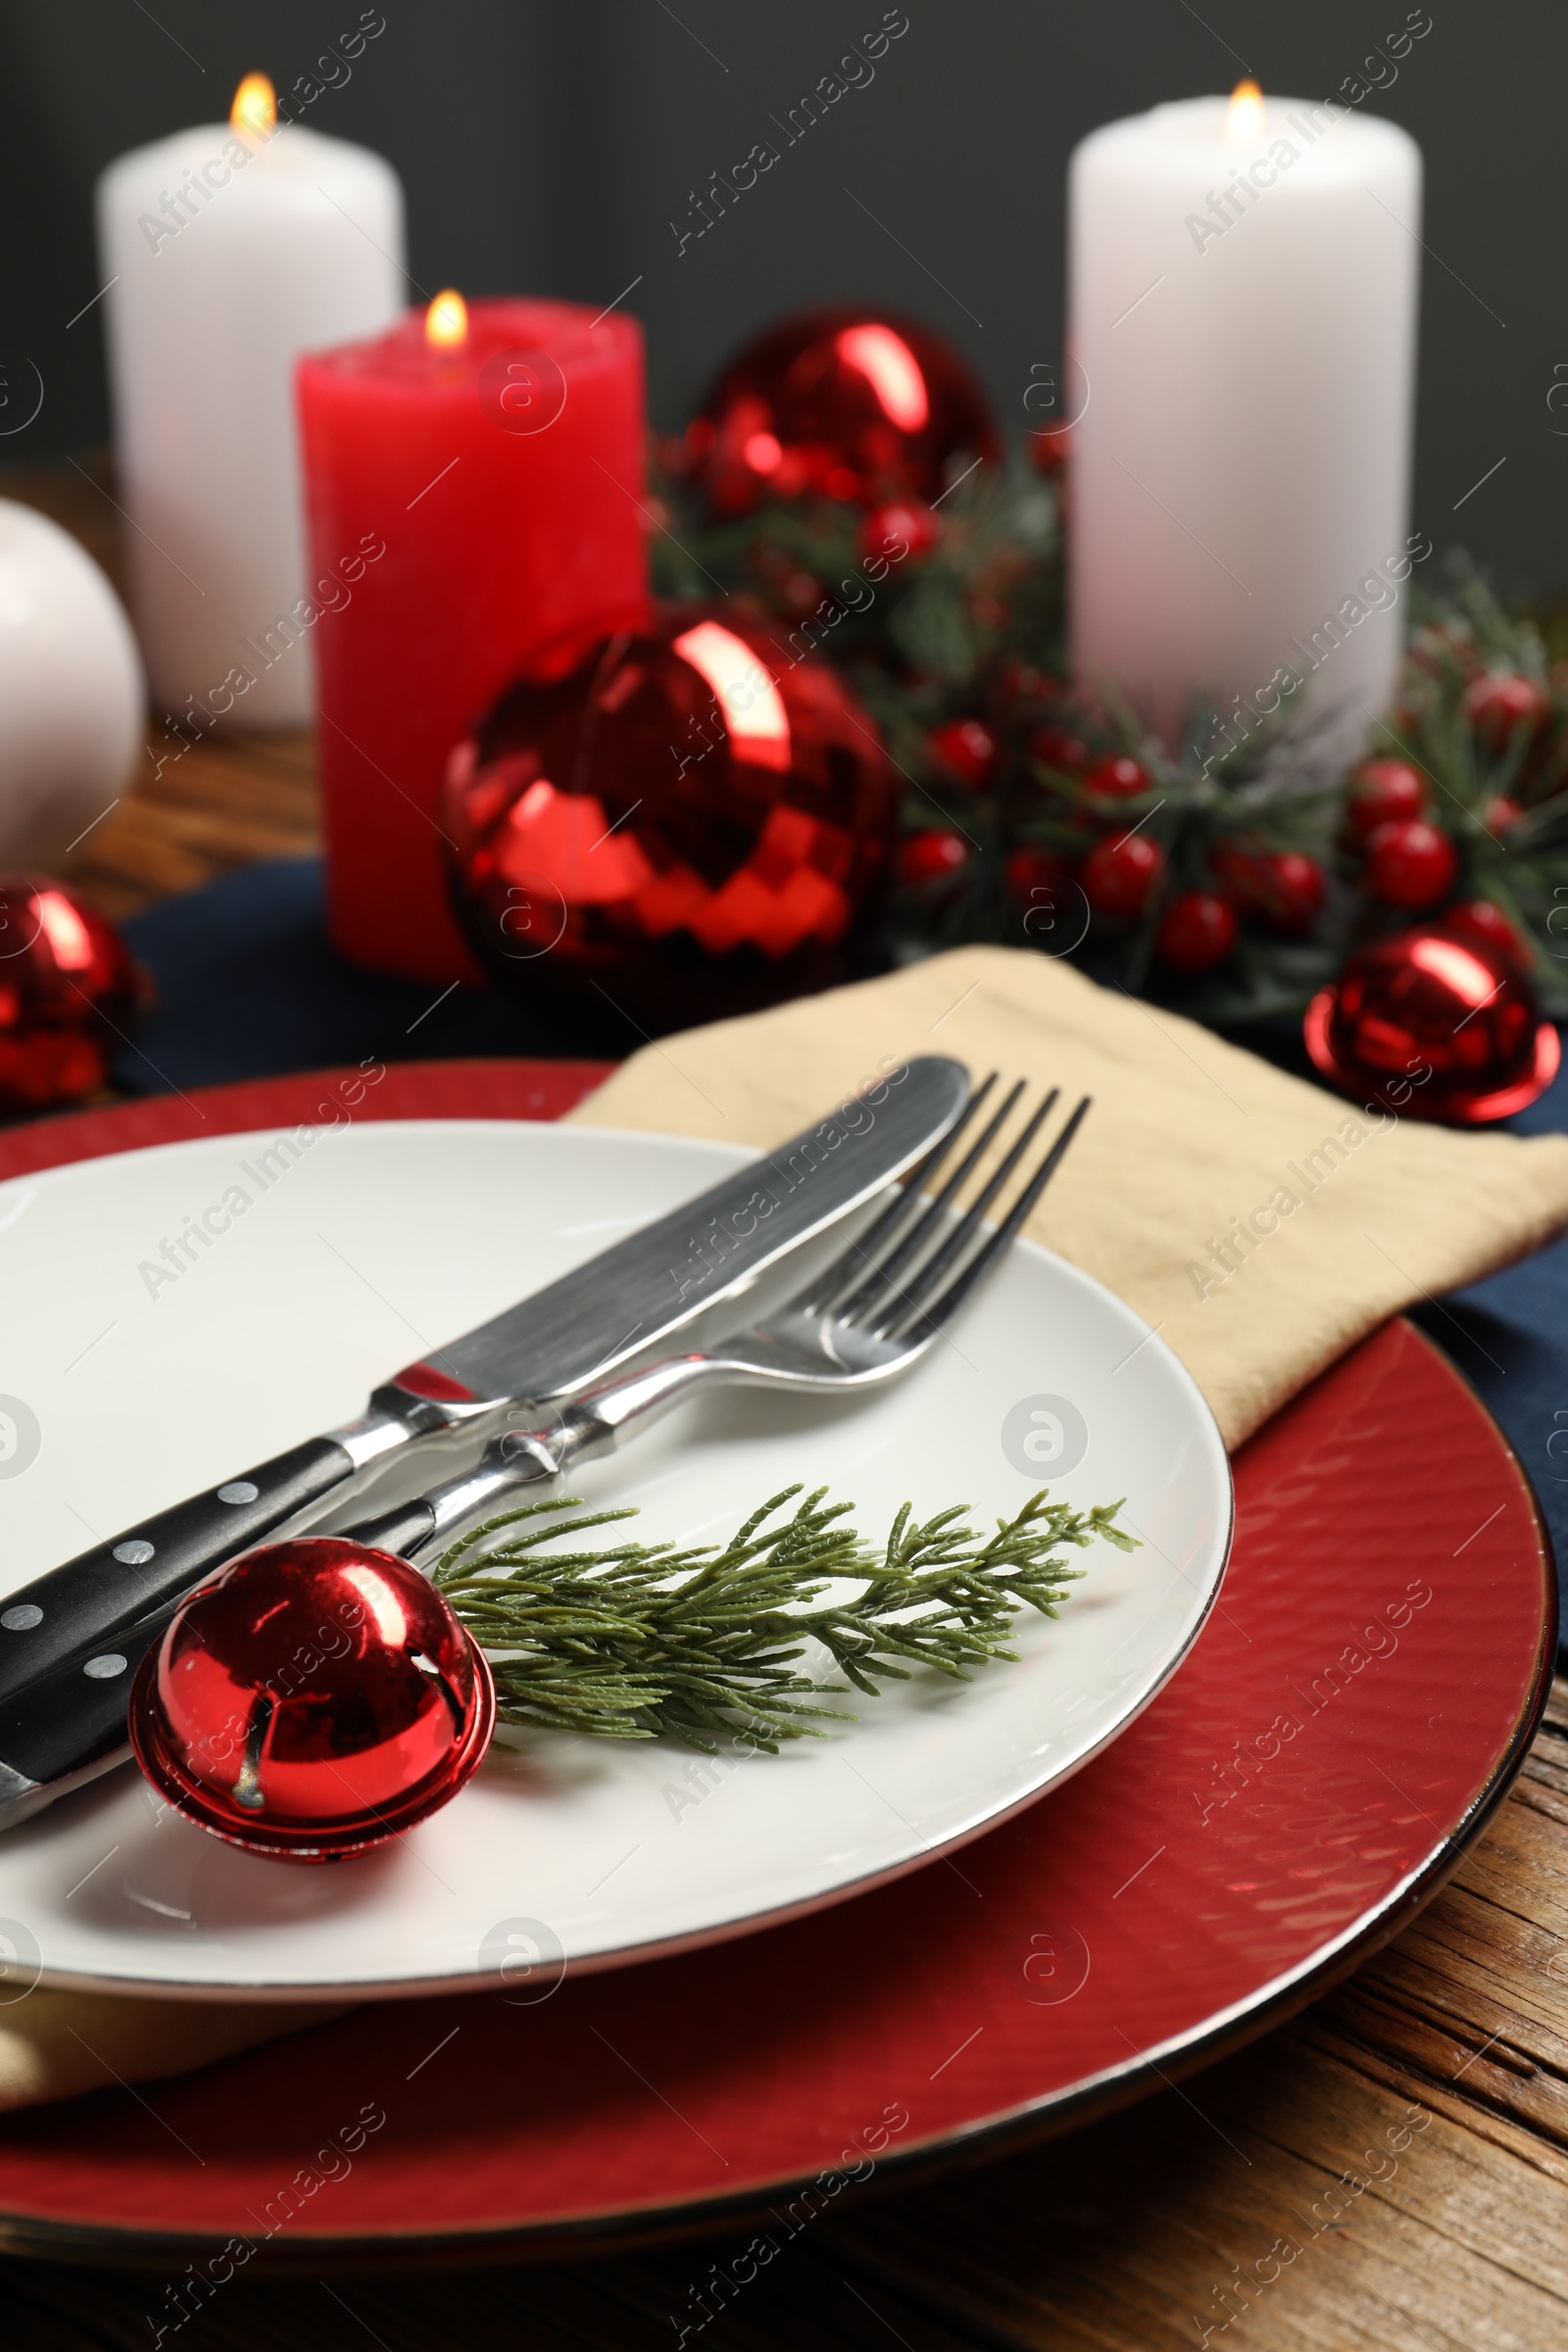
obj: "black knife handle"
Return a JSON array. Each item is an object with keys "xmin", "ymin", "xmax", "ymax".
[
  {"xmin": 0, "ymin": 1605, "xmax": 173, "ymax": 1790},
  {"xmin": 0, "ymin": 1436, "xmax": 356, "ymax": 1708},
  {"xmin": 0, "ymin": 1497, "xmax": 441, "ymax": 1815}
]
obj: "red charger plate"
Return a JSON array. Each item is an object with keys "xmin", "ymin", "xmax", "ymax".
[{"xmin": 0, "ymin": 1060, "xmax": 1554, "ymax": 2266}]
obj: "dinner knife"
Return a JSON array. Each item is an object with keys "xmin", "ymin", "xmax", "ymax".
[
  {"xmin": 0, "ymin": 1197, "xmax": 939, "ymax": 1834},
  {"xmin": 0, "ymin": 1396, "xmax": 581, "ymax": 1828},
  {"xmin": 0, "ymin": 1056, "xmax": 968, "ymax": 1706}
]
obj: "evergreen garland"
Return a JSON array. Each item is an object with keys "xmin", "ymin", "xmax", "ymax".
[{"xmin": 651, "ymin": 447, "xmax": 1568, "ymax": 1025}]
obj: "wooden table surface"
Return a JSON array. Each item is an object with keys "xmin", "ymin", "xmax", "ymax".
[{"xmin": 4, "ymin": 458, "xmax": 1568, "ymax": 2351}]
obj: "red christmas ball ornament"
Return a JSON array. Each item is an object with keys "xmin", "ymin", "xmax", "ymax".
[
  {"xmin": 1084, "ymin": 754, "xmax": 1150, "ymax": 799},
  {"xmin": 1305, "ymin": 927, "xmax": 1558, "ymax": 1124},
  {"xmin": 1156, "ymin": 890, "xmax": 1238, "ymax": 973},
  {"xmin": 0, "ymin": 875, "xmax": 147, "ymax": 1114},
  {"xmin": 1463, "ymin": 670, "xmax": 1550, "ymax": 749},
  {"xmin": 1442, "ymin": 898, "xmax": 1530, "ymax": 969},
  {"xmin": 1348, "ymin": 759, "xmax": 1425, "ymax": 837},
  {"xmin": 692, "ymin": 307, "xmax": 1000, "ymax": 515},
  {"xmin": 1083, "ymin": 831, "xmax": 1163, "ymax": 919},
  {"xmin": 1365, "ymin": 816, "xmax": 1458, "ymax": 909},
  {"xmin": 899, "ymin": 828, "xmax": 969, "ymax": 886},
  {"xmin": 129, "ymin": 1540, "xmax": 495, "ymax": 1861},
  {"xmin": 929, "ymin": 717, "xmax": 998, "ymax": 790},
  {"xmin": 444, "ymin": 605, "xmax": 899, "ymax": 1042},
  {"xmin": 858, "ymin": 500, "xmax": 938, "ymax": 564}
]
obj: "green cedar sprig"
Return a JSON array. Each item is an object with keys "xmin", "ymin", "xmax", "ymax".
[{"xmin": 430, "ymin": 1484, "xmax": 1137, "ymax": 1753}]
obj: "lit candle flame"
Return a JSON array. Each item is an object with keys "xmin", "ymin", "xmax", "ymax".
[
  {"xmin": 426, "ymin": 290, "xmax": 468, "ymax": 350},
  {"xmin": 1226, "ymin": 77, "xmax": 1265, "ymax": 145},
  {"xmin": 230, "ymin": 74, "xmax": 276, "ymax": 136}
]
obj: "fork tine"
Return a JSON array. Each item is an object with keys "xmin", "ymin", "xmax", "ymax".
[
  {"xmin": 827, "ymin": 1075, "xmax": 1026, "ymax": 1322},
  {"xmin": 797, "ymin": 1073, "xmax": 1000, "ymax": 1313},
  {"xmin": 858, "ymin": 1086, "xmax": 1060, "ymax": 1336},
  {"xmin": 881, "ymin": 1095, "xmax": 1092, "ymax": 1343}
]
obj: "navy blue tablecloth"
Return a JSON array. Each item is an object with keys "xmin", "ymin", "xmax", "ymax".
[{"xmin": 101, "ymin": 857, "xmax": 1568, "ymax": 1651}]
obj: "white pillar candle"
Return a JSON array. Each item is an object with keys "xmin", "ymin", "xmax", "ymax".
[
  {"xmin": 1068, "ymin": 85, "xmax": 1422, "ymax": 771},
  {"xmin": 97, "ymin": 74, "xmax": 405, "ymax": 731}
]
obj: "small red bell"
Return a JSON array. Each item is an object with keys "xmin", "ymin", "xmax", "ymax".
[
  {"xmin": 444, "ymin": 602, "xmax": 899, "ymax": 1041},
  {"xmin": 1303, "ymin": 924, "xmax": 1559, "ymax": 1124},
  {"xmin": 0, "ymin": 874, "xmax": 146, "ymax": 1113},
  {"xmin": 129, "ymin": 1540, "xmax": 495, "ymax": 1861},
  {"xmin": 688, "ymin": 306, "xmax": 999, "ymax": 515}
]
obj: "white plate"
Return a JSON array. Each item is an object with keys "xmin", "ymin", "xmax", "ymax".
[{"xmin": 0, "ymin": 1119, "xmax": 1230, "ymax": 2000}]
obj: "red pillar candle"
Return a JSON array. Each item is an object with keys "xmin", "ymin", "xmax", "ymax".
[{"xmin": 297, "ymin": 295, "xmax": 647, "ymax": 982}]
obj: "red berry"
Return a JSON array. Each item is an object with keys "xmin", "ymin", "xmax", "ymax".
[
  {"xmin": 858, "ymin": 501, "xmax": 937, "ymax": 564},
  {"xmin": 1209, "ymin": 842, "xmax": 1326, "ymax": 932},
  {"xmin": 780, "ymin": 571, "xmax": 821, "ymax": 615},
  {"xmin": 930, "ymin": 718, "xmax": 998, "ymax": 791},
  {"xmin": 1463, "ymin": 670, "xmax": 1550, "ymax": 748},
  {"xmin": 1365, "ymin": 817, "xmax": 1458, "ymax": 909},
  {"xmin": 1029, "ymin": 724, "xmax": 1089, "ymax": 773},
  {"xmin": 1443, "ymin": 899, "xmax": 1529, "ymax": 968},
  {"xmin": 1083, "ymin": 831, "xmax": 1163, "ymax": 918},
  {"xmin": 1027, "ymin": 423, "xmax": 1071, "ymax": 477},
  {"xmin": 1480, "ymin": 795, "xmax": 1524, "ymax": 837},
  {"xmin": 1004, "ymin": 847, "xmax": 1072, "ymax": 905},
  {"xmin": 898, "ymin": 829, "xmax": 969, "ymax": 886},
  {"xmin": 999, "ymin": 660, "xmax": 1050, "ymax": 707},
  {"xmin": 1084, "ymin": 754, "xmax": 1150, "ymax": 799},
  {"xmin": 1156, "ymin": 891, "xmax": 1238, "ymax": 973},
  {"xmin": 1256, "ymin": 851, "xmax": 1327, "ymax": 934},
  {"xmin": 1349, "ymin": 759, "xmax": 1424, "ymax": 837},
  {"xmin": 1210, "ymin": 839, "xmax": 1266, "ymax": 902}
]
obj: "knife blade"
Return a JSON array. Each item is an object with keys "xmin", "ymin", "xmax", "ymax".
[{"xmin": 0, "ymin": 1057, "xmax": 968, "ymax": 1706}]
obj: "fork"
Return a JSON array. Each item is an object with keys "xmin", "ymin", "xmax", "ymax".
[
  {"xmin": 357, "ymin": 1074, "xmax": 1093, "ymax": 1556},
  {"xmin": 0, "ymin": 1079, "xmax": 1088, "ymax": 1828}
]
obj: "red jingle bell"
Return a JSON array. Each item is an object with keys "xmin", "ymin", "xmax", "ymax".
[
  {"xmin": 0, "ymin": 876, "xmax": 146, "ymax": 1114},
  {"xmin": 1304, "ymin": 927, "xmax": 1559, "ymax": 1124},
  {"xmin": 129, "ymin": 1539, "xmax": 495, "ymax": 1861},
  {"xmin": 690, "ymin": 307, "xmax": 1000, "ymax": 515},
  {"xmin": 444, "ymin": 604, "xmax": 899, "ymax": 1042}
]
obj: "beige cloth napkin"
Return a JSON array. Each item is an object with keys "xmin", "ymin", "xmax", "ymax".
[
  {"xmin": 9, "ymin": 944, "xmax": 1567, "ymax": 2116},
  {"xmin": 0, "ymin": 1990, "xmax": 349, "ymax": 2112},
  {"xmin": 569, "ymin": 944, "xmax": 1568, "ymax": 1448}
]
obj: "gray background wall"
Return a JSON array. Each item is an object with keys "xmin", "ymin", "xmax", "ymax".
[{"xmin": 1, "ymin": 2, "xmax": 1558, "ymax": 589}]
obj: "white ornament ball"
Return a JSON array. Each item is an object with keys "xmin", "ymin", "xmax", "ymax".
[{"xmin": 0, "ymin": 499, "xmax": 144, "ymax": 865}]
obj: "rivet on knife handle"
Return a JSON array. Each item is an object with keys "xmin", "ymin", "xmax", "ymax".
[{"xmin": 0, "ymin": 1436, "xmax": 366, "ymax": 1706}]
